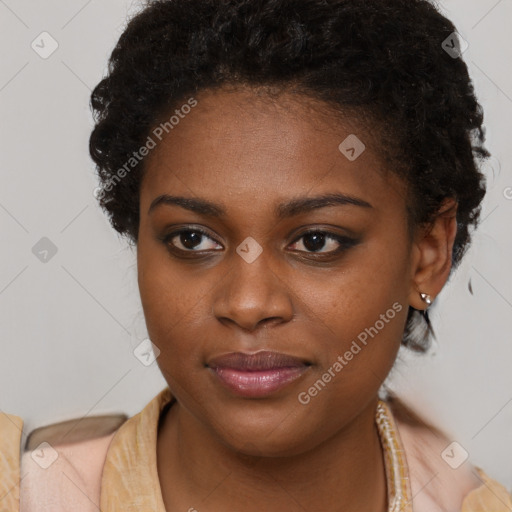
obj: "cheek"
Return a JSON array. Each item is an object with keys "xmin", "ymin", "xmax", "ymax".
[
  {"xmin": 138, "ymin": 228, "xmax": 205, "ymax": 321},
  {"xmin": 300, "ymin": 241, "xmax": 410, "ymax": 386},
  {"xmin": 137, "ymin": 245, "xmax": 208, "ymax": 365},
  {"xmin": 309, "ymin": 239, "xmax": 409, "ymax": 333},
  {"xmin": 139, "ymin": 276, "xmax": 209, "ymax": 396}
]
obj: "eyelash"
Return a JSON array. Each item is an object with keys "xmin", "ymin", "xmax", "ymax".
[{"xmin": 160, "ymin": 227, "xmax": 359, "ymax": 258}]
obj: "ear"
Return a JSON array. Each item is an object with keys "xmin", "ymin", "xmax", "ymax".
[{"xmin": 408, "ymin": 198, "xmax": 458, "ymax": 310}]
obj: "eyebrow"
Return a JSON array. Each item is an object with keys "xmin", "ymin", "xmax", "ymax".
[{"xmin": 148, "ymin": 192, "xmax": 373, "ymax": 218}]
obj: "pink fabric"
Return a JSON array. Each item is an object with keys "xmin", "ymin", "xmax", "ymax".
[
  {"xmin": 19, "ymin": 433, "xmax": 116, "ymax": 512},
  {"xmin": 396, "ymin": 419, "xmax": 483, "ymax": 511}
]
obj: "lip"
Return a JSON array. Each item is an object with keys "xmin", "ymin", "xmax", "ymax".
[{"xmin": 207, "ymin": 350, "xmax": 311, "ymax": 398}]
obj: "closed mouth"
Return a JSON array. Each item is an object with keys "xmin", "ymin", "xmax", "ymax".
[{"xmin": 207, "ymin": 350, "xmax": 311, "ymax": 371}]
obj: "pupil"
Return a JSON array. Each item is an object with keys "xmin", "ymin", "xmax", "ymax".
[
  {"xmin": 303, "ymin": 233, "xmax": 325, "ymax": 252},
  {"xmin": 181, "ymin": 231, "xmax": 202, "ymax": 249}
]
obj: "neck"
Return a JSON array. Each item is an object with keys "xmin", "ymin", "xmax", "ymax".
[{"xmin": 157, "ymin": 396, "xmax": 388, "ymax": 512}]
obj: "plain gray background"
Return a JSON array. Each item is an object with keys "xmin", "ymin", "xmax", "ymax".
[{"xmin": 1, "ymin": 0, "xmax": 511, "ymax": 489}]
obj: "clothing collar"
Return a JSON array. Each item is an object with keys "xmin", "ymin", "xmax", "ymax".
[{"xmin": 100, "ymin": 386, "xmax": 173, "ymax": 511}]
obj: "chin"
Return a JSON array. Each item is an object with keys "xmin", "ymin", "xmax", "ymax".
[{"xmin": 205, "ymin": 403, "xmax": 325, "ymax": 458}]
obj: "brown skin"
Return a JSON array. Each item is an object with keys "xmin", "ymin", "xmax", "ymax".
[{"xmin": 136, "ymin": 86, "xmax": 457, "ymax": 512}]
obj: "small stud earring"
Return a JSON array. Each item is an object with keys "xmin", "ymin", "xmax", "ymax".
[{"xmin": 420, "ymin": 292, "xmax": 432, "ymax": 306}]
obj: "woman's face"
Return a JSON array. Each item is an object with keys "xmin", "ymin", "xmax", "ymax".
[{"xmin": 137, "ymin": 86, "xmax": 415, "ymax": 456}]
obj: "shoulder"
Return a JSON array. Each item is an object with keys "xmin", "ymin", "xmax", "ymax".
[
  {"xmin": 2, "ymin": 388, "xmax": 170, "ymax": 512},
  {"xmin": 387, "ymin": 395, "xmax": 512, "ymax": 512},
  {"xmin": 463, "ymin": 466, "xmax": 512, "ymax": 511},
  {"xmin": 21, "ymin": 413, "xmax": 127, "ymax": 512},
  {"xmin": 0, "ymin": 412, "xmax": 24, "ymax": 511}
]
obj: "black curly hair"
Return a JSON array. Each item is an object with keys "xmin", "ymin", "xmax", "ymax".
[{"xmin": 89, "ymin": 0, "xmax": 489, "ymax": 352}]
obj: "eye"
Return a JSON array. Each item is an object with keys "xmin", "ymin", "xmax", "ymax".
[
  {"xmin": 160, "ymin": 226, "xmax": 358, "ymax": 258},
  {"xmin": 288, "ymin": 230, "xmax": 357, "ymax": 255},
  {"xmin": 162, "ymin": 228, "xmax": 223, "ymax": 253}
]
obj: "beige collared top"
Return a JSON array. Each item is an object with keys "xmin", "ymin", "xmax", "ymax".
[{"xmin": 1, "ymin": 387, "xmax": 511, "ymax": 511}]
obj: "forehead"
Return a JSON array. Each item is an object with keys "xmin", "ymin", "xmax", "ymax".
[{"xmin": 140, "ymin": 86, "xmax": 405, "ymax": 217}]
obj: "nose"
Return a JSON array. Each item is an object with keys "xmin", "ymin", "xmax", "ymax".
[{"xmin": 211, "ymin": 249, "xmax": 294, "ymax": 332}]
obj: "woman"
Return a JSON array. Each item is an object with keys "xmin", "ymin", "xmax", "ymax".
[{"xmin": 2, "ymin": 0, "xmax": 511, "ymax": 510}]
